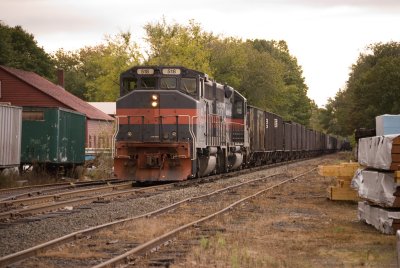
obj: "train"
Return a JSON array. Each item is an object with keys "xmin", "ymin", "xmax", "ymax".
[{"xmin": 113, "ymin": 66, "xmax": 341, "ymax": 182}]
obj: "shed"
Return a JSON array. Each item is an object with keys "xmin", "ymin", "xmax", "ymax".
[{"xmin": 0, "ymin": 65, "xmax": 114, "ymax": 151}]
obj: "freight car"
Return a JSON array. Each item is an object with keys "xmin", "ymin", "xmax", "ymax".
[
  {"xmin": 113, "ymin": 66, "xmax": 338, "ymax": 182},
  {"xmin": 20, "ymin": 107, "xmax": 86, "ymax": 176},
  {"xmin": 0, "ymin": 104, "xmax": 22, "ymax": 172}
]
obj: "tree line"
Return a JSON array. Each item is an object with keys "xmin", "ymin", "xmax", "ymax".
[
  {"xmin": 319, "ymin": 41, "xmax": 400, "ymax": 137},
  {"xmin": 0, "ymin": 19, "xmax": 312, "ymax": 126},
  {"xmin": 3, "ymin": 20, "xmax": 399, "ymax": 137}
]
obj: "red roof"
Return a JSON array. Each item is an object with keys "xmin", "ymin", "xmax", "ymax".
[{"xmin": 0, "ymin": 65, "xmax": 114, "ymax": 121}]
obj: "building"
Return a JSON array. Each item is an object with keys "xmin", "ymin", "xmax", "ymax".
[{"xmin": 0, "ymin": 65, "xmax": 114, "ymax": 151}]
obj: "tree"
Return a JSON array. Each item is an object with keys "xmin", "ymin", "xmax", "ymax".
[
  {"xmin": 0, "ymin": 22, "xmax": 54, "ymax": 78},
  {"xmin": 52, "ymin": 49, "xmax": 86, "ymax": 99},
  {"xmin": 322, "ymin": 42, "xmax": 400, "ymax": 136},
  {"xmin": 249, "ymin": 40, "xmax": 312, "ymax": 125},
  {"xmin": 144, "ymin": 18, "xmax": 215, "ymax": 75},
  {"xmin": 52, "ymin": 32, "xmax": 142, "ymax": 101}
]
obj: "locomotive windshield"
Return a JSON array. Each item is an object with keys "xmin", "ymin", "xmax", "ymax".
[
  {"xmin": 180, "ymin": 78, "xmax": 196, "ymax": 94},
  {"xmin": 160, "ymin": 77, "xmax": 177, "ymax": 89},
  {"xmin": 120, "ymin": 67, "xmax": 200, "ymax": 97}
]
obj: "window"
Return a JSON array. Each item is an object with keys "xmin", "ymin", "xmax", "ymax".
[
  {"xmin": 204, "ymin": 83, "xmax": 213, "ymax": 100},
  {"xmin": 234, "ymin": 100, "xmax": 243, "ymax": 115},
  {"xmin": 22, "ymin": 111, "xmax": 44, "ymax": 121},
  {"xmin": 216, "ymin": 87, "xmax": 224, "ymax": 102},
  {"xmin": 180, "ymin": 78, "xmax": 197, "ymax": 94},
  {"xmin": 160, "ymin": 77, "xmax": 176, "ymax": 89},
  {"xmin": 140, "ymin": 77, "xmax": 157, "ymax": 88},
  {"xmin": 122, "ymin": 78, "xmax": 138, "ymax": 95},
  {"xmin": 0, "ymin": 80, "xmax": 2, "ymax": 98}
]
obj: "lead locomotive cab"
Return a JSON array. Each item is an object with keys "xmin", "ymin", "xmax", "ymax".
[{"xmin": 114, "ymin": 66, "xmax": 205, "ymax": 181}]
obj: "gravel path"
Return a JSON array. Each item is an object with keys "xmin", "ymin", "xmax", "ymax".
[{"xmin": 0, "ymin": 156, "xmax": 334, "ymax": 257}]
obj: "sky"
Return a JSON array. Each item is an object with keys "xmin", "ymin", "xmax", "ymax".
[{"xmin": 1, "ymin": 0, "xmax": 399, "ymax": 107}]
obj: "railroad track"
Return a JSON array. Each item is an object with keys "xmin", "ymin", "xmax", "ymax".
[
  {"xmin": 0, "ymin": 179, "xmax": 123, "ymax": 201},
  {"xmin": 0, "ymin": 165, "xmax": 317, "ymax": 267},
  {"xmin": 0, "ymin": 182, "xmax": 175, "ymax": 222},
  {"xmin": 0, "ymin": 158, "xmax": 310, "ymax": 222}
]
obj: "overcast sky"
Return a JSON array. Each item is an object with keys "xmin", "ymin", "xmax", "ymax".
[{"xmin": 1, "ymin": 0, "xmax": 399, "ymax": 107}]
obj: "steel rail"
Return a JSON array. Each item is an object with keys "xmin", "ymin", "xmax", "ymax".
[
  {"xmin": 0, "ymin": 179, "xmax": 121, "ymax": 201},
  {"xmin": 0, "ymin": 179, "xmax": 126, "ymax": 202},
  {"xmin": 0, "ymin": 183, "xmax": 169, "ymax": 221},
  {"xmin": 0, "ymin": 181, "xmax": 134, "ymax": 208},
  {"xmin": 93, "ymin": 168, "xmax": 317, "ymax": 268},
  {"xmin": 0, "ymin": 172, "xmax": 284, "ymax": 267}
]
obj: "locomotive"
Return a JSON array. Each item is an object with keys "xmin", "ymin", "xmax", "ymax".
[{"xmin": 113, "ymin": 66, "xmax": 338, "ymax": 182}]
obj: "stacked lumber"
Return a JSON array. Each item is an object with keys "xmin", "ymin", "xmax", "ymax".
[
  {"xmin": 318, "ymin": 162, "xmax": 360, "ymax": 201},
  {"xmin": 352, "ymin": 169, "xmax": 400, "ymax": 207},
  {"xmin": 355, "ymin": 134, "xmax": 400, "ymax": 234},
  {"xmin": 358, "ymin": 135, "xmax": 400, "ymax": 171},
  {"xmin": 358, "ymin": 201, "xmax": 400, "ymax": 234}
]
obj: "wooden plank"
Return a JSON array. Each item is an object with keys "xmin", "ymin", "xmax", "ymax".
[
  {"xmin": 337, "ymin": 176, "xmax": 353, "ymax": 182},
  {"xmin": 393, "ymin": 136, "xmax": 400, "ymax": 145},
  {"xmin": 392, "ymin": 154, "xmax": 400, "ymax": 163},
  {"xmin": 318, "ymin": 165, "xmax": 340, "ymax": 176},
  {"xmin": 393, "ymin": 145, "xmax": 400, "ymax": 154},
  {"xmin": 318, "ymin": 163, "xmax": 360, "ymax": 177},
  {"xmin": 328, "ymin": 186, "xmax": 359, "ymax": 201},
  {"xmin": 390, "ymin": 163, "xmax": 400, "ymax": 171},
  {"xmin": 337, "ymin": 179, "xmax": 351, "ymax": 188},
  {"xmin": 338, "ymin": 166, "xmax": 359, "ymax": 177},
  {"xmin": 340, "ymin": 162, "xmax": 360, "ymax": 168}
]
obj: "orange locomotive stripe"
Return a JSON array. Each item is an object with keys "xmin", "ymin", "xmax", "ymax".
[
  {"xmin": 225, "ymin": 118, "xmax": 245, "ymax": 124},
  {"xmin": 116, "ymin": 108, "xmax": 198, "ymax": 125}
]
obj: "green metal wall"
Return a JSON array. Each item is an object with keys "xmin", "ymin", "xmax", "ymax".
[{"xmin": 21, "ymin": 107, "xmax": 85, "ymax": 165}]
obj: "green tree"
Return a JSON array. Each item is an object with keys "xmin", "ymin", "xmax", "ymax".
[
  {"xmin": 322, "ymin": 42, "xmax": 400, "ymax": 136},
  {"xmin": 84, "ymin": 32, "xmax": 142, "ymax": 101},
  {"xmin": 0, "ymin": 22, "xmax": 54, "ymax": 78},
  {"xmin": 249, "ymin": 39, "xmax": 312, "ymax": 125},
  {"xmin": 144, "ymin": 18, "xmax": 215, "ymax": 75},
  {"xmin": 52, "ymin": 49, "xmax": 86, "ymax": 99},
  {"xmin": 52, "ymin": 32, "xmax": 142, "ymax": 101}
]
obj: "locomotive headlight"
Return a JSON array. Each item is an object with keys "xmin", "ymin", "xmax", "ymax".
[
  {"xmin": 151, "ymin": 94, "xmax": 159, "ymax": 108},
  {"xmin": 171, "ymin": 131, "xmax": 177, "ymax": 137},
  {"xmin": 127, "ymin": 131, "xmax": 133, "ymax": 137}
]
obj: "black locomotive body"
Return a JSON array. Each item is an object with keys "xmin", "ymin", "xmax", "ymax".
[{"xmin": 114, "ymin": 66, "xmax": 338, "ymax": 182}]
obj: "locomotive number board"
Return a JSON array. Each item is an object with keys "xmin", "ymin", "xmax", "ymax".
[
  {"xmin": 162, "ymin": 68, "xmax": 181, "ymax": 75},
  {"xmin": 136, "ymin": 68, "xmax": 181, "ymax": 75}
]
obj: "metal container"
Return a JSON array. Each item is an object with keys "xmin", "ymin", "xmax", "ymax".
[
  {"xmin": 0, "ymin": 104, "xmax": 22, "ymax": 169},
  {"xmin": 248, "ymin": 106, "xmax": 265, "ymax": 152},
  {"xmin": 300, "ymin": 125, "xmax": 306, "ymax": 151},
  {"xmin": 291, "ymin": 122, "xmax": 299, "ymax": 151},
  {"xmin": 21, "ymin": 107, "xmax": 86, "ymax": 165},
  {"xmin": 284, "ymin": 122, "xmax": 292, "ymax": 151},
  {"xmin": 265, "ymin": 112, "xmax": 283, "ymax": 151}
]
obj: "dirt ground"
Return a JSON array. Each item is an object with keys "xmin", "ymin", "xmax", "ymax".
[{"xmin": 175, "ymin": 153, "xmax": 398, "ymax": 267}]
